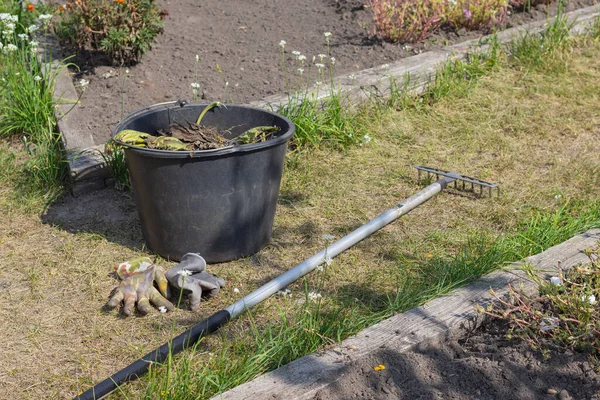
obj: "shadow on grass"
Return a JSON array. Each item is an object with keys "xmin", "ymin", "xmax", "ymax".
[{"xmin": 40, "ymin": 187, "xmax": 145, "ymax": 249}]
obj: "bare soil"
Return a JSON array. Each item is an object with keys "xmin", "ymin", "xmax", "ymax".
[
  {"xmin": 66, "ymin": 0, "xmax": 599, "ymax": 145},
  {"xmin": 313, "ymin": 318, "xmax": 600, "ymax": 400}
]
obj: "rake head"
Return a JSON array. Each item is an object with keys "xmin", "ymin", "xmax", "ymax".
[{"xmin": 415, "ymin": 165, "xmax": 500, "ymax": 198}]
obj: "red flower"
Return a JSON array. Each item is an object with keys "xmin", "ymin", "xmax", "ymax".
[{"xmin": 26, "ymin": 3, "xmax": 35, "ymax": 11}]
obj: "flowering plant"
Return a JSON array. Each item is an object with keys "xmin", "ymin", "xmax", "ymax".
[
  {"xmin": 444, "ymin": 0, "xmax": 509, "ymax": 31},
  {"xmin": 369, "ymin": 0, "xmax": 446, "ymax": 43},
  {"xmin": 54, "ymin": 0, "xmax": 166, "ymax": 65},
  {"xmin": 479, "ymin": 247, "xmax": 600, "ymax": 362}
]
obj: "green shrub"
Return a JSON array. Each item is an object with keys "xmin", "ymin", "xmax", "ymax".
[{"xmin": 55, "ymin": 0, "xmax": 165, "ymax": 65}]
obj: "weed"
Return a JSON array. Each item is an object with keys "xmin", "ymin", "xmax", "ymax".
[
  {"xmin": 480, "ymin": 247, "xmax": 600, "ymax": 362},
  {"xmin": 0, "ymin": 7, "xmax": 68, "ymax": 191},
  {"xmin": 368, "ymin": 0, "xmax": 446, "ymax": 43},
  {"xmin": 445, "ymin": 0, "xmax": 509, "ymax": 31},
  {"xmin": 55, "ymin": 0, "xmax": 165, "ymax": 65},
  {"xmin": 422, "ymin": 34, "xmax": 502, "ymax": 104},
  {"xmin": 589, "ymin": 15, "xmax": 600, "ymax": 40},
  {"xmin": 509, "ymin": 0, "xmax": 573, "ymax": 72}
]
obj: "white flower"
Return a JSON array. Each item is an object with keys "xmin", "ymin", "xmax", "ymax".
[
  {"xmin": 297, "ymin": 68, "xmax": 304, "ymax": 75},
  {"xmin": 18, "ymin": 33, "xmax": 28, "ymax": 40},
  {"xmin": 177, "ymin": 269, "xmax": 192, "ymax": 277},
  {"xmin": 322, "ymin": 234, "xmax": 335, "ymax": 241},
  {"xmin": 34, "ymin": 75, "xmax": 42, "ymax": 81},
  {"xmin": 277, "ymin": 288, "xmax": 292, "ymax": 297},
  {"xmin": 539, "ymin": 317, "xmax": 559, "ymax": 332},
  {"xmin": 233, "ymin": 288, "xmax": 240, "ymax": 294},
  {"xmin": 550, "ymin": 276, "xmax": 562, "ymax": 286},
  {"xmin": 308, "ymin": 291, "xmax": 322, "ymax": 301},
  {"xmin": 324, "ymin": 32, "xmax": 332, "ymax": 38},
  {"xmin": 190, "ymin": 82, "xmax": 200, "ymax": 89},
  {"xmin": 195, "ymin": 54, "xmax": 199, "ymax": 62},
  {"xmin": 6, "ymin": 43, "xmax": 17, "ymax": 52},
  {"xmin": 30, "ymin": 41, "xmax": 39, "ymax": 47},
  {"xmin": 318, "ymin": 54, "xmax": 326, "ymax": 61},
  {"xmin": 380, "ymin": 64, "xmax": 390, "ymax": 70},
  {"xmin": 30, "ymin": 46, "xmax": 38, "ymax": 54},
  {"xmin": 316, "ymin": 265, "xmax": 324, "ymax": 272},
  {"xmin": 158, "ymin": 306, "xmax": 167, "ymax": 313},
  {"xmin": 27, "ymin": 24, "xmax": 38, "ymax": 33},
  {"xmin": 330, "ymin": 57, "xmax": 336, "ymax": 65},
  {"xmin": 79, "ymin": 79, "xmax": 89, "ymax": 87},
  {"xmin": 554, "ymin": 194, "xmax": 562, "ymax": 200},
  {"xmin": 5, "ymin": 22, "xmax": 15, "ymax": 30},
  {"xmin": 448, "ymin": 0, "xmax": 457, "ymax": 5},
  {"xmin": 348, "ymin": 73, "xmax": 357, "ymax": 80},
  {"xmin": 279, "ymin": 40, "xmax": 286, "ymax": 48},
  {"xmin": 315, "ymin": 81, "xmax": 322, "ymax": 86},
  {"xmin": 587, "ymin": 294, "xmax": 597, "ymax": 305},
  {"xmin": 292, "ymin": 50, "xmax": 301, "ymax": 57},
  {"xmin": 324, "ymin": 256, "xmax": 333, "ymax": 266},
  {"xmin": 38, "ymin": 14, "xmax": 53, "ymax": 21},
  {"xmin": 315, "ymin": 63, "xmax": 325, "ymax": 69},
  {"xmin": 298, "ymin": 55, "xmax": 306, "ymax": 62},
  {"xmin": 360, "ymin": 134, "xmax": 372, "ymax": 146},
  {"xmin": 125, "ymin": 69, "xmax": 129, "ymax": 75}
]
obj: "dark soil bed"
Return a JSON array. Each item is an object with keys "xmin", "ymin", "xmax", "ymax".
[
  {"xmin": 312, "ymin": 317, "xmax": 600, "ymax": 400},
  {"xmin": 67, "ymin": 0, "xmax": 598, "ymax": 145}
]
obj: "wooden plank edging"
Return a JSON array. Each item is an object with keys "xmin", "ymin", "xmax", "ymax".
[{"xmin": 213, "ymin": 229, "xmax": 600, "ymax": 400}]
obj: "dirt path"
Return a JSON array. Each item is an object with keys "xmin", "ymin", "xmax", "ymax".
[
  {"xmin": 312, "ymin": 319, "xmax": 600, "ymax": 400},
  {"xmin": 67, "ymin": 0, "xmax": 598, "ymax": 145}
]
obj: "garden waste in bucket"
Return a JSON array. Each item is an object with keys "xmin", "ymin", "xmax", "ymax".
[{"xmin": 112, "ymin": 102, "xmax": 295, "ymax": 263}]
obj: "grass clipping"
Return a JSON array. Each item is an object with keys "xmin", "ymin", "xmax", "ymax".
[{"xmin": 110, "ymin": 102, "xmax": 280, "ymax": 152}]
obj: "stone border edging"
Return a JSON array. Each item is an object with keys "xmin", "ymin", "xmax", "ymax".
[
  {"xmin": 213, "ymin": 229, "xmax": 600, "ymax": 400},
  {"xmin": 50, "ymin": 4, "xmax": 600, "ymax": 195}
]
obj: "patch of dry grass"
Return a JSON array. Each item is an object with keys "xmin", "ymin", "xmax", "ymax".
[{"xmin": 0, "ymin": 39, "xmax": 599, "ymax": 399}]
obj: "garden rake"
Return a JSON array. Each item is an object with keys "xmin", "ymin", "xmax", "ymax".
[{"xmin": 76, "ymin": 165, "xmax": 499, "ymax": 400}]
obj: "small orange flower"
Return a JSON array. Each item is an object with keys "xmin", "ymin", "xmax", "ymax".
[
  {"xmin": 427, "ymin": 253, "xmax": 433, "ymax": 258},
  {"xmin": 114, "ymin": 0, "xmax": 125, "ymax": 3},
  {"xmin": 373, "ymin": 364, "xmax": 386, "ymax": 371},
  {"xmin": 26, "ymin": 3, "xmax": 35, "ymax": 11}
]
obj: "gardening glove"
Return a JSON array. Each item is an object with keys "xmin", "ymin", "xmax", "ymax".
[
  {"xmin": 107, "ymin": 257, "xmax": 174, "ymax": 316},
  {"xmin": 165, "ymin": 253, "xmax": 226, "ymax": 312}
]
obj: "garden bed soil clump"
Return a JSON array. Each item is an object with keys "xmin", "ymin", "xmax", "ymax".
[
  {"xmin": 312, "ymin": 317, "xmax": 600, "ymax": 400},
  {"xmin": 67, "ymin": 0, "xmax": 599, "ymax": 145}
]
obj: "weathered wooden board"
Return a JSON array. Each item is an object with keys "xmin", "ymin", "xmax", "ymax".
[
  {"xmin": 214, "ymin": 229, "xmax": 600, "ymax": 400},
  {"xmin": 38, "ymin": 33, "xmax": 95, "ymax": 151}
]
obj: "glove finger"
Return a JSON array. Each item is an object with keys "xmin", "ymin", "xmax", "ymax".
[
  {"xmin": 149, "ymin": 287, "xmax": 174, "ymax": 311},
  {"xmin": 192, "ymin": 278, "xmax": 219, "ymax": 291},
  {"xmin": 123, "ymin": 292, "xmax": 137, "ymax": 316},
  {"xmin": 186, "ymin": 283, "xmax": 202, "ymax": 312},
  {"xmin": 137, "ymin": 293, "xmax": 152, "ymax": 315},
  {"xmin": 107, "ymin": 289, "xmax": 124, "ymax": 309},
  {"xmin": 154, "ymin": 265, "xmax": 171, "ymax": 299}
]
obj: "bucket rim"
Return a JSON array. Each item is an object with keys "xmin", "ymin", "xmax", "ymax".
[{"xmin": 111, "ymin": 101, "xmax": 295, "ymax": 159}]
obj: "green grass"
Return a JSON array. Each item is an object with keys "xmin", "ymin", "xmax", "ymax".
[
  {"xmin": 140, "ymin": 199, "xmax": 600, "ymax": 400},
  {"xmin": 0, "ymin": 0, "xmax": 68, "ymax": 194}
]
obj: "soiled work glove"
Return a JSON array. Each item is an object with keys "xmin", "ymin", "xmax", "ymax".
[
  {"xmin": 165, "ymin": 253, "xmax": 226, "ymax": 312},
  {"xmin": 107, "ymin": 257, "xmax": 175, "ymax": 316}
]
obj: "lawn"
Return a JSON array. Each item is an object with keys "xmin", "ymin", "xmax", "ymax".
[{"xmin": 1, "ymin": 6, "xmax": 600, "ymax": 399}]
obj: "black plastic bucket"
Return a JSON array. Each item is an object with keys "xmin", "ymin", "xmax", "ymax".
[{"xmin": 113, "ymin": 102, "xmax": 294, "ymax": 263}]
